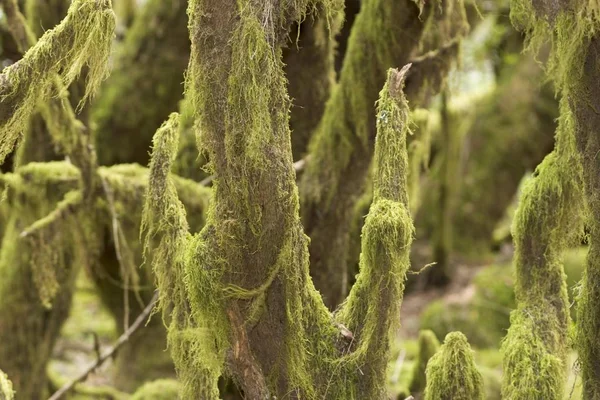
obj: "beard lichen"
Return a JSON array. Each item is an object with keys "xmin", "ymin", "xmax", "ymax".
[{"xmin": 0, "ymin": 0, "xmax": 114, "ymax": 167}]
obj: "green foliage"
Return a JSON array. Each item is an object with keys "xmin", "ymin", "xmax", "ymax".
[
  {"xmin": 424, "ymin": 332, "xmax": 484, "ymax": 400},
  {"xmin": 0, "ymin": 0, "xmax": 114, "ymax": 166},
  {"xmin": 409, "ymin": 330, "xmax": 441, "ymax": 395}
]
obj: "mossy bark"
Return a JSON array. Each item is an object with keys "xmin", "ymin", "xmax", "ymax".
[
  {"xmin": 144, "ymin": 3, "xmax": 416, "ymax": 393},
  {"xmin": 92, "ymin": 0, "xmax": 190, "ymax": 166},
  {"xmin": 299, "ymin": 0, "xmax": 426, "ymax": 309},
  {"xmin": 573, "ymin": 36, "xmax": 600, "ymax": 399}
]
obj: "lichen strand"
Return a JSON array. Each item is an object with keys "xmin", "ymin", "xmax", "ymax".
[
  {"xmin": 0, "ymin": 0, "xmax": 114, "ymax": 166},
  {"xmin": 0, "ymin": 162, "xmax": 98, "ymax": 399},
  {"xmin": 143, "ymin": 114, "xmax": 224, "ymax": 398},
  {"xmin": 334, "ymin": 67, "xmax": 414, "ymax": 398},
  {"xmin": 0, "ymin": 370, "xmax": 13, "ymax": 400},
  {"xmin": 409, "ymin": 330, "xmax": 441, "ymax": 395},
  {"xmin": 92, "ymin": 0, "xmax": 190, "ymax": 166},
  {"xmin": 424, "ymin": 332, "xmax": 484, "ymax": 400},
  {"xmin": 500, "ymin": 101, "xmax": 583, "ymax": 399},
  {"xmin": 299, "ymin": 0, "xmax": 459, "ymax": 308}
]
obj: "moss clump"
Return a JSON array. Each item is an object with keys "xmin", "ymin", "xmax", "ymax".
[
  {"xmin": 130, "ymin": 379, "xmax": 180, "ymax": 400},
  {"xmin": 0, "ymin": 370, "xmax": 13, "ymax": 400},
  {"xmin": 408, "ymin": 330, "xmax": 441, "ymax": 395},
  {"xmin": 0, "ymin": 0, "xmax": 114, "ymax": 166},
  {"xmin": 424, "ymin": 332, "xmax": 484, "ymax": 400}
]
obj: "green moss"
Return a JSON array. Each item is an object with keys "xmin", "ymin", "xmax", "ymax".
[
  {"xmin": 0, "ymin": 0, "xmax": 114, "ymax": 166},
  {"xmin": 424, "ymin": 332, "xmax": 484, "ymax": 400},
  {"xmin": 0, "ymin": 370, "xmax": 13, "ymax": 400},
  {"xmin": 130, "ymin": 379, "xmax": 180, "ymax": 400},
  {"xmin": 408, "ymin": 330, "xmax": 441, "ymax": 395}
]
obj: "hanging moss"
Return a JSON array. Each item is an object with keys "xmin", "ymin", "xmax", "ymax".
[
  {"xmin": 409, "ymin": 330, "xmax": 441, "ymax": 396},
  {"xmin": 424, "ymin": 332, "xmax": 484, "ymax": 400},
  {"xmin": 92, "ymin": 0, "xmax": 190, "ymax": 166},
  {"xmin": 0, "ymin": 370, "xmax": 13, "ymax": 400},
  {"xmin": 0, "ymin": 0, "xmax": 114, "ymax": 167}
]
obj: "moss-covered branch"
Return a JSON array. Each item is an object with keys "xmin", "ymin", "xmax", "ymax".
[
  {"xmin": 504, "ymin": 0, "xmax": 600, "ymax": 397},
  {"xmin": 335, "ymin": 66, "xmax": 414, "ymax": 398},
  {"xmin": 0, "ymin": 0, "xmax": 114, "ymax": 167},
  {"xmin": 300, "ymin": 0, "xmax": 467, "ymax": 308},
  {"xmin": 409, "ymin": 330, "xmax": 441, "ymax": 396}
]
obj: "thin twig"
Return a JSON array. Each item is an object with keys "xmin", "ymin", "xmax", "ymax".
[
  {"xmin": 100, "ymin": 176, "xmax": 131, "ymax": 330},
  {"xmin": 47, "ymin": 292, "xmax": 159, "ymax": 400}
]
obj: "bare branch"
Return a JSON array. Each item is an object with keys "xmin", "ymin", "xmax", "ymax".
[{"xmin": 47, "ymin": 292, "xmax": 159, "ymax": 400}]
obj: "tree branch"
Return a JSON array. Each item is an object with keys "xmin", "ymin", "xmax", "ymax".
[{"xmin": 47, "ymin": 292, "xmax": 159, "ymax": 400}]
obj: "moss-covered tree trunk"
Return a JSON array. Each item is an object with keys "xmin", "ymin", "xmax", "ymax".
[
  {"xmin": 144, "ymin": 0, "xmax": 418, "ymax": 393},
  {"xmin": 0, "ymin": 163, "xmax": 100, "ymax": 399}
]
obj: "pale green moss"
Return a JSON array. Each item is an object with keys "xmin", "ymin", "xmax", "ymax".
[
  {"xmin": 0, "ymin": 0, "xmax": 114, "ymax": 166},
  {"xmin": 424, "ymin": 332, "xmax": 484, "ymax": 400},
  {"xmin": 0, "ymin": 370, "xmax": 13, "ymax": 400}
]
